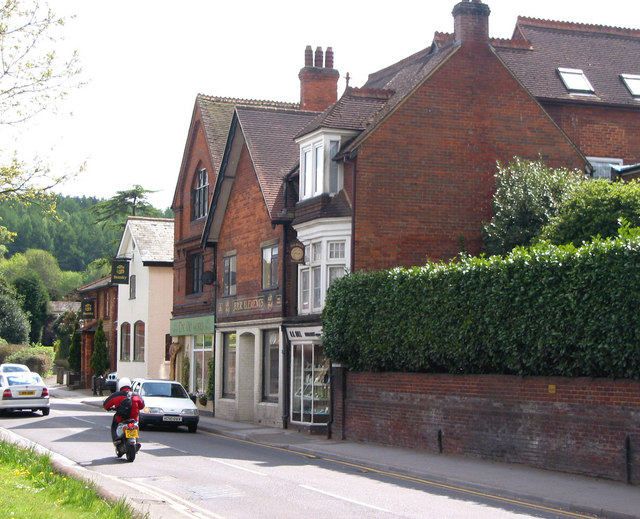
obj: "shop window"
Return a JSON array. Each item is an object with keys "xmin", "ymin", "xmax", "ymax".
[
  {"xmin": 120, "ymin": 322, "xmax": 130, "ymax": 361},
  {"xmin": 133, "ymin": 320, "xmax": 145, "ymax": 361},
  {"xmin": 223, "ymin": 332, "xmax": 236, "ymax": 397},
  {"xmin": 291, "ymin": 343, "xmax": 330, "ymax": 424},
  {"xmin": 192, "ymin": 334, "xmax": 213, "ymax": 394},
  {"xmin": 262, "ymin": 330, "xmax": 279, "ymax": 402}
]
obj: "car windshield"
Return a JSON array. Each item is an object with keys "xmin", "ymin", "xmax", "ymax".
[
  {"xmin": 140, "ymin": 382, "xmax": 189, "ymax": 399},
  {"xmin": 5, "ymin": 373, "xmax": 41, "ymax": 386},
  {"xmin": 2, "ymin": 365, "xmax": 29, "ymax": 372}
]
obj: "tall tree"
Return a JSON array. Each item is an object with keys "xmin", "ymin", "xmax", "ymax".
[
  {"xmin": 90, "ymin": 185, "xmax": 162, "ymax": 231},
  {"xmin": 0, "ymin": 275, "xmax": 29, "ymax": 344},
  {"xmin": 90, "ymin": 318, "xmax": 109, "ymax": 377},
  {"xmin": 0, "ymin": 0, "xmax": 83, "ymax": 240},
  {"xmin": 13, "ymin": 272, "xmax": 49, "ymax": 343}
]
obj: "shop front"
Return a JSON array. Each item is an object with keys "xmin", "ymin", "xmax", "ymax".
[
  {"xmin": 169, "ymin": 315, "xmax": 215, "ymax": 395},
  {"xmin": 286, "ymin": 326, "xmax": 330, "ymax": 430}
]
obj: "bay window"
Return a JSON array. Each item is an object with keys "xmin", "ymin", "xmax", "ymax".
[{"xmin": 299, "ymin": 134, "xmax": 344, "ymax": 201}]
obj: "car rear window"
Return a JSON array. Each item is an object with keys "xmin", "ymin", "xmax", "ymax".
[{"xmin": 6, "ymin": 374, "xmax": 41, "ymax": 386}]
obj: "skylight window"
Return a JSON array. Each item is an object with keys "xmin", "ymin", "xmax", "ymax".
[
  {"xmin": 621, "ymin": 74, "xmax": 640, "ymax": 97},
  {"xmin": 557, "ymin": 68, "xmax": 594, "ymax": 94}
]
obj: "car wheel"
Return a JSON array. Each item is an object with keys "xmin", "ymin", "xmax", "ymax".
[
  {"xmin": 41, "ymin": 408, "xmax": 50, "ymax": 416},
  {"xmin": 188, "ymin": 424, "xmax": 197, "ymax": 433}
]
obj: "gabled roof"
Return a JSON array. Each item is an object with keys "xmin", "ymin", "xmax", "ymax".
[
  {"xmin": 494, "ymin": 18, "xmax": 640, "ymax": 106},
  {"xmin": 77, "ymin": 276, "xmax": 112, "ymax": 294},
  {"xmin": 236, "ymin": 106, "xmax": 319, "ymax": 217},
  {"xmin": 172, "ymin": 95, "xmax": 299, "ymax": 209},
  {"xmin": 119, "ymin": 217, "xmax": 174, "ymax": 265}
]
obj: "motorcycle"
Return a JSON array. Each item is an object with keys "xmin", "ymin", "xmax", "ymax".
[{"xmin": 114, "ymin": 418, "xmax": 141, "ymax": 462}]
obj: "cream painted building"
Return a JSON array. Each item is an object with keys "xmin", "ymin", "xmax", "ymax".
[{"xmin": 115, "ymin": 217, "xmax": 174, "ymax": 381}]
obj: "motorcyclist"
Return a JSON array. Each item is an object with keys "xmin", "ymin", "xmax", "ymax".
[{"xmin": 102, "ymin": 377, "xmax": 145, "ymax": 446}]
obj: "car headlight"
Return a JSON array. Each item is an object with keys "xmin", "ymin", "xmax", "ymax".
[
  {"xmin": 181, "ymin": 409, "xmax": 199, "ymax": 416},
  {"xmin": 143, "ymin": 407, "xmax": 164, "ymax": 414}
]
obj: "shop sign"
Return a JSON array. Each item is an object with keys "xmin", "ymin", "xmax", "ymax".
[
  {"xmin": 217, "ymin": 293, "xmax": 282, "ymax": 318},
  {"xmin": 111, "ymin": 260, "xmax": 130, "ymax": 284},
  {"xmin": 170, "ymin": 315, "xmax": 215, "ymax": 336},
  {"xmin": 82, "ymin": 300, "xmax": 95, "ymax": 319}
]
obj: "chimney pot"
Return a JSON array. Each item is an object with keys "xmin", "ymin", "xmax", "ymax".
[
  {"xmin": 452, "ymin": 0, "xmax": 490, "ymax": 44},
  {"xmin": 314, "ymin": 46, "xmax": 323, "ymax": 67},
  {"xmin": 304, "ymin": 45, "xmax": 313, "ymax": 67},
  {"xmin": 325, "ymin": 47, "xmax": 334, "ymax": 68}
]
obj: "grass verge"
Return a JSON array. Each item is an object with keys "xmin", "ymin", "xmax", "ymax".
[{"xmin": 0, "ymin": 440, "xmax": 146, "ymax": 518}]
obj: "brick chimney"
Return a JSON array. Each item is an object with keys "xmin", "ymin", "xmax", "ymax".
[
  {"xmin": 299, "ymin": 46, "xmax": 340, "ymax": 111},
  {"xmin": 452, "ymin": 0, "xmax": 491, "ymax": 44}
]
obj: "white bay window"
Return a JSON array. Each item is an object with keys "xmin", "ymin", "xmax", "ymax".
[{"xmin": 298, "ymin": 131, "xmax": 349, "ymax": 201}]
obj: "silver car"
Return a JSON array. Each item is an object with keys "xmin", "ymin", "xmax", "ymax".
[
  {"xmin": 0, "ymin": 372, "xmax": 50, "ymax": 415},
  {"xmin": 131, "ymin": 379, "xmax": 199, "ymax": 433}
]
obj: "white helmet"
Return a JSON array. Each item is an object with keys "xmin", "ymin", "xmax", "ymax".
[{"xmin": 117, "ymin": 377, "xmax": 132, "ymax": 391}]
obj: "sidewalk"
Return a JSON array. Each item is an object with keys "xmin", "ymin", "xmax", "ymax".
[{"xmin": 48, "ymin": 382, "xmax": 639, "ymax": 519}]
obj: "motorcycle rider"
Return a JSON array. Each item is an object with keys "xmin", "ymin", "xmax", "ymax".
[{"xmin": 102, "ymin": 377, "xmax": 145, "ymax": 447}]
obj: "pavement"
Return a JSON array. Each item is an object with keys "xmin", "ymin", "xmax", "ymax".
[{"xmin": 38, "ymin": 381, "xmax": 640, "ymax": 519}]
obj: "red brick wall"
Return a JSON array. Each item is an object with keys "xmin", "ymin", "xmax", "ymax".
[
  {"xmin": 332, "ymin": 371, "xmax": 640, "ymax": 484},
  {"xmin": 172, "ymin": 109, "xmax": 216, "ymax": 318},
  {"xmin": 543, "ymin": 102, "xmax": 640, "ymax": 165},
  {"xmin": 216, "ymin": 144, "xmax": 283, "ymax": 322},
  {"xmin": 351, "ymin": 45, "xmax": 586, "ymax": 269}
]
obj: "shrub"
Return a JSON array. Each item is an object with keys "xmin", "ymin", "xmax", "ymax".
[
  {"xmin": 323, "ymin": 233, "xmax": 640, "ymax": 379},
  {"xmin": 6, "ymin": 345, "xmax": 54, "ymax": 377}
]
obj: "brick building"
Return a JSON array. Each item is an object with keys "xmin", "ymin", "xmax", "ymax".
[
  {"xmin": 172, "ymin": 0, "xmax": 639, "ymax": 432},
  {"xmin": 76, "ymin": 276, "xmax": 117, "ymax": 388}
]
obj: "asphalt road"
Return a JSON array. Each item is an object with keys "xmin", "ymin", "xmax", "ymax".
[{"xmin": 0, "ymin": 398, "xmax": 595, "ymax": 519}]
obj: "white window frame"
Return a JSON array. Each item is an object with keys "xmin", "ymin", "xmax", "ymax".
[
  {"xmin": 558, "ymin": 67, "xmax": 594, "ymax": 94},
  {"xmin": 621, "ymin": 74, "xmax": 640, "ymax": 97},
  {"xmin": 298, "ymin": 131, "xmax": 347, "ymax": 201}
]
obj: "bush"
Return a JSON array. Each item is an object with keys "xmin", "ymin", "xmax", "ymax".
[
  {"xmin": 323, "ymin": 233, "xmax": 640, "ymax": 379},
  {"xmin": 0, "ymin": 343, "xmax": 23, "ymax": 364},
  {"xmin": 5, "ymin": 345, "xmax": 54, "ymax": 377}
]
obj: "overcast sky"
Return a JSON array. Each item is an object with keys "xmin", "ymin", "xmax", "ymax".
[{"xmin": 3, "ymin": 0, "xmax": 636, "ymax": 210}]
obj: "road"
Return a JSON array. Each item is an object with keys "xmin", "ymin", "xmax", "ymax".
[{"xmin": 0, "ymin": 398, "xmax": 595, "ymax": 519}]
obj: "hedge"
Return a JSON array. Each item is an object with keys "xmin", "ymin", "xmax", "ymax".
[
  {"xmin": 5, "ymin": 345, "xmax": 55, "ymax": 377},
  {"xmin": 322, "ymin": 237, "xmax": 640, "ymax": 379}
]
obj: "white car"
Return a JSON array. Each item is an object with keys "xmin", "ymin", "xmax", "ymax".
[
  {"xmin": 0, "ymin": 363, "xmax": 30, "ymax": 374},
  {"xmin": 0, "ymin": 371, "xmax": 50, "ymax": 415},
  {"xmin": 131, "ymin": 378, "xmax": 199, "ymax": 433}
]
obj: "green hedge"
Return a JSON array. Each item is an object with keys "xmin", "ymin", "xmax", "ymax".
[
  {"xmin": 322, "ymin": 237, "xmax": 640, "ymax": 379},
  {"xmin": 5, "ymin": 345, "xmax": 55, "ymax": 377}
]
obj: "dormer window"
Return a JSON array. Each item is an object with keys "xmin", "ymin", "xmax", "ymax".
[
  {"xmin": 299, "ymin": 135, "xmax": 343, "ymax": 201},
  {"xmin": 621, "ymin": 74, "xmax": 640, "ymax": 98},
  {"xmin": 558, "ymin": 68, "xmax": 594, "ymax": 94}
]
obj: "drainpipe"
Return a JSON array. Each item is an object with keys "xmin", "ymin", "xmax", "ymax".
[{"xmin": 281, "ymin": 221, "xmax": 290, "ymax": 430}]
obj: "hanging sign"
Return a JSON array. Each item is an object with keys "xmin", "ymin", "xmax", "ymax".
[
  {"xmin": 111, "ymin": 259, "xmax": 130, "ymax": 284},
  {"xmin": 82, "ymin": 300, "xmax": 95, "ymax": 319}
]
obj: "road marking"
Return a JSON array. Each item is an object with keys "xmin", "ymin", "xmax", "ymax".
[
  {"xmin": 202, "ymin": 430, "xmax": 317, "ymax": 459},
  {"xmin": 300, "ymin": 484, "xmax": 392, "ymax": 513},
  {"xmin": 210, "ymin": 458, "xmax": 267, "ymax": 476},
  {"xmin": 72, "ymin": 417, "xmax": 95, "ymax": 425}
]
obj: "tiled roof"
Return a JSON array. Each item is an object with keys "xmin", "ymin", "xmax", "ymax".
[
  {"xmin": 235, "ymin": 106, "xmax": 319, "ymax": 217},
  {"xmin": 495, "ymin": 18, "xmax": 640, "ymax": 106},
  {"xmin": 77, "ymin": 275, "xmax": 111, "ymax": 294},
  {"xmin": 197, "ymin": 95, "xmax": 300, "ymax": 175},
  {"xmin": 126, "ymin": 217, "xmax": 174, "ymax": 264}
]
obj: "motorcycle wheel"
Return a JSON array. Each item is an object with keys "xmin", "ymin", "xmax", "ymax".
[
  {"xmin": 126, "ymin": 442, "xmax": 136, "ymax": 462},
  {"xmin": 115, "ymin": 442, "xmax": 124, "ymax": 458}
]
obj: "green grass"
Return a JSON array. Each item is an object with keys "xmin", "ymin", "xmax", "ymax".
[{"xmin": 0, "ymin": 440, "xmax": 146, "ymax": 519}]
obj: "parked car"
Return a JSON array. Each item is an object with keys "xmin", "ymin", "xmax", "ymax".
[
  {"xmin": 0, "ymin": 372, "xmax": 50, "ymax": 415},
  {"xmin": 105, "ymin": 372, "xmax": 118, "ymax": 393},
  {"xmin": 0, "ymin": 363, "xmax": 30, "ymax": 374},
  {"xmin": 131, "ymin": 378, "xmax": 199, "ymax": 433}
]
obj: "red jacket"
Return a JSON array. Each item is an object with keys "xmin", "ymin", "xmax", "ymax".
[{"xmin": 103, "ymin": 390, "xmax": 145, "ymax": 422}]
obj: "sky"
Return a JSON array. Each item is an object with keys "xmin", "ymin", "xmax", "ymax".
[{"xmin": 3, "ymin": 0, "xmax": 637, "ymax": 211}]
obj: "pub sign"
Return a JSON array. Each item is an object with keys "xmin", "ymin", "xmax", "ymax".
[
  {"xmin": 82, "ymin": 299, "xmax": 95, "ymax": 319},
  {"xmin": 111, "ymin": 259, "xmax": 130, "ymax": 284}
]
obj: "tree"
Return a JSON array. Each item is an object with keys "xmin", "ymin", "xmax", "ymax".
[
  {"xmin": 539, "ymin": 179, "xmax": 640, "ymax": 247},
  {"xmin": 13, "ymin": 272, "xmax": 49, "ymax": 343},
  {"xmin": 0, "ymin": 275, "xmax": 29, "ymax": 344},
  {"xmin": 52, "ymin": 310, "xmax": 76, "ymax": 360},
  {"xmin": 482, "ymin": 158, "xmax": 585, "ymax": 255},
  {"xmin": 68, "ymin": 317, "xmax": 81, "ymax": 373},
  {"xmin": 90, "ymin": 185, "xmax": 162, "ymax": 231},
  {"xmin": 90, "ymin": 318, "xmax": 109, "ymax": 377},
  {"xmin": 1, "ymin": 0, "xmax": 83, "ymax": 239}
]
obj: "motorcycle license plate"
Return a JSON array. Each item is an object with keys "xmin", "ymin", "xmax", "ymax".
[
  {"xmin": 124, "ymin": 428, "xmax": 138, "ymax": 439},
  {"xmin": 19, "ymin": 391, "xmax": 35, "ymax": 396}
]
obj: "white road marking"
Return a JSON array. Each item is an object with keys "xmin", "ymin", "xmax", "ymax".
[
  {"xmin": 210, "ymin": 458, "xmax": 267, "ymax": 476},
  {"xmin": 300, "ymin": 484, "xmax": 392, "ymax": 513}
]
